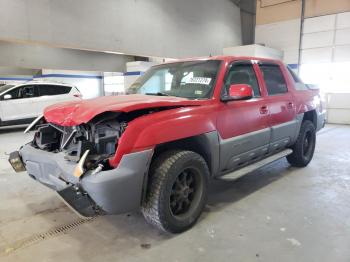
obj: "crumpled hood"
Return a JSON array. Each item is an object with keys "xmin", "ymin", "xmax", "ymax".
[{"xmin": 44, "ymin": 94, "xmax": 199, "ymax": 126}]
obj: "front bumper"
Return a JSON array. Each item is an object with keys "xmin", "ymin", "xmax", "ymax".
[{"xmin": 18, "ymin": 144, "xmax": 153, "ymax": 217}]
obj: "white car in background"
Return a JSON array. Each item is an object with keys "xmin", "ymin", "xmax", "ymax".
[{"xmin": 0, "ymin": 82, "xmax": 81, "ymax": 126}]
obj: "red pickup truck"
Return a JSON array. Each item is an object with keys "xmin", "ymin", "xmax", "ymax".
[{"xmin": 9, "ymin": 56, "xmax": 325, "ymax": 233}]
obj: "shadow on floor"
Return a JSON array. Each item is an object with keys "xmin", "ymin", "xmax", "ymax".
[{"xmin": 206, "ymin": 158, "xmax": 294, "ymax": 211}]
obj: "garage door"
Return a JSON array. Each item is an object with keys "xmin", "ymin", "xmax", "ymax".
[
  {"xmin": 300, "ymin": 11, "xmax": 350, "ymax": 93},
  {"xmin": 300, "ymin": 11, "xmax": 350, "ymax": 124}
]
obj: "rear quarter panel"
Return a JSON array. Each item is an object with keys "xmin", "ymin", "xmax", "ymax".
[{"xmin": 280, "ymin": 63, "xmax": 321, "ymax": 114}]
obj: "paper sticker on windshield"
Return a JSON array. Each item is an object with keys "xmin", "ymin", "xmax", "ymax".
[{"xmin": 187, "ymin": 77, "xmax": 211, "ymax": 85}]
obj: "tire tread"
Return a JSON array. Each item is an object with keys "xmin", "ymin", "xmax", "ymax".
[
  {"xmin": 287, "ymin": 120, "xmax": 316, "ymax": 167},
  {"xmin": 142, "ymin": 150, "xmax": 208, "ymax": 233}
]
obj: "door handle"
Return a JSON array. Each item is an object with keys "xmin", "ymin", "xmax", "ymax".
[
  {"xmin": 287, "ymin": 102, "xmax": 294, "ymax": 109},
  {"xmin": 260, "ymin": 105, "xmax": 269, "ymax": 115}
]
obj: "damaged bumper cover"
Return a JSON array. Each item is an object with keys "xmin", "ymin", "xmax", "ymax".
[{"xmin": 18, "ymin": 144, "xmax": 153, "ymax": 217}]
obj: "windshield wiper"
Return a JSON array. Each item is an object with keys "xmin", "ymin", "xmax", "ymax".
[{"xmin": 145, "ymin": 92, "xmax": 170, "ymax": 96}]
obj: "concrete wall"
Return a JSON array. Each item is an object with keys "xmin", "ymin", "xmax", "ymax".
[
  {"xmin": 236, "ymin": 0, "xmax": 257, "ymax": 45},
  {"xmin": 241, "ymin": 10, "xmax": 256, "ymax": 45},
  {"xmin": 0, "ymin": 67, "xmax": 39, "ymax": 76},
  {"xmin": 0, "ymin": 0, "xmax": 242, "ymax": 58},
  {"xmin": 0, "ymin": 41, "xmax": 133, "ymax": 72}
]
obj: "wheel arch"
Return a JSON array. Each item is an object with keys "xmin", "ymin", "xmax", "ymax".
[
  {"xmin": 303, "ymin": 110, "xmax": 317, "ymax": 127},
  {"xmin": 152, "ymin": 131, "xmax": 220, "ymax": 177},
  {"xmin": 141, "ymin": 131, "xmax": 220, "ymax": 204}
]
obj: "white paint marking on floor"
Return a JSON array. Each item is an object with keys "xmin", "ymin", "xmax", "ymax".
[
  {"xmin": 207, "ymin": 228, "xmax": 215, "ymax": 238},
  {"xmin": 198, "ymin": 247, "xmax": 205, "ymax": 253},
  {"xmin": 286, "ymin": 238, "xmax": 301, "ymax": 246}
]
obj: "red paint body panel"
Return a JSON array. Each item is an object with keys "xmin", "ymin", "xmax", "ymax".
[
  {"xmin": 109, "ymin": 102, "xmax": 218, "ymax": 167},
  {"xmin": 216, "ymin": 97, "xmax": 270, "ymax": 139},
  {"xmin": 41, "ymin": 56, "xmax": 321, "ymax": 168}
]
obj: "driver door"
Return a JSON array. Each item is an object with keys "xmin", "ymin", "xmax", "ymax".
[{"xmin": 217, "ymin": 61, "xmax": 271, "ymax": 172}]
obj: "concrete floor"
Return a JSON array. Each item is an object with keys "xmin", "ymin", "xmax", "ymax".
[{"xmin": 0, "ymin": 124, "xmax": 349, "ymax": 262}]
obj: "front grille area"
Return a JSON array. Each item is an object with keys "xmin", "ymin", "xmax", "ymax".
[{"xmin": 33, "ymin": 119, "xmax": 122, "ymax": 164}]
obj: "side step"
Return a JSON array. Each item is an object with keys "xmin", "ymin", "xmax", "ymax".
[{"xmin": 220, "ymin": 149, "xmax": 293, "ymax": 181}]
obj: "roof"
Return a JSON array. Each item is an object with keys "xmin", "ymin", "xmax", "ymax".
[
  {"xmin": 158, "ymin": 55, "xmax": 282, "ymax": 65},
  {"xmin": 22, "ymin": 80, "xmax": 74, "ymax": 87}
]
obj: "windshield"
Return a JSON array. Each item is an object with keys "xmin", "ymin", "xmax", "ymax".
[
  {"xmin": 0, "ymin": 84, "xmax": 15, "ymax": 94},
  {"xmin": 128, "ymin": 60, "xmax": 221, "ymax": 99}
]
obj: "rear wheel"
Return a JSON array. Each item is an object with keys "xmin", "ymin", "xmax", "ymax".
[
  {"xmin": 287, "ymin": 120, "xmax": 316, "ymax": 167},
  {"xmin": 142, "ymin": 150, "xmax": 209, "ymax": 233}
]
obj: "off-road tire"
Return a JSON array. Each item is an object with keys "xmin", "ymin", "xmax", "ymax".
[
  {"xmin": 142, "ymin": 150, "xmax": 209, "ymax": 233},
  {"xmin": 287, "ymin": 120, "xmax": 316, "ymax": 167}
]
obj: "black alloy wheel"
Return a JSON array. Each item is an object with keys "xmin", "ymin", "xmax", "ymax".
[{"xmin": 142, "ymin": 150, "xmax": 209, "ymax": 233}]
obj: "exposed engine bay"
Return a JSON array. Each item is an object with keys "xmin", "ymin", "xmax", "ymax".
[{"xmin": 31, "ymin": 113, "xmax": 127, "ymax": 171}]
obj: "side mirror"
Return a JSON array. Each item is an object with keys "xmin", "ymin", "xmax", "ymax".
[
  {"xmin": 221, "ymin": 84, "xmax": 253, "ymax": 102},
  {"xmin": 3, "ymin": 94, "xmax": 12, "ymax": 100}
]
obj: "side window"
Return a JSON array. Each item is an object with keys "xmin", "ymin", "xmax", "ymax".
[
  {"xmin": 2, "ymin": 85, "xmax": 37, "ymax": 100},
  {"xmin": 38, "ymin": 85, "xmax": 71, "ymax": 96},
  {"xmin": 260, "ymin": 64, "xmax": 288, "ymax": 95},
  {"xmin": 19, "ymin": 85, "xmax": 37, "ymax": 98},
  {"xmin": 56, "ymin": 85, "xmax": 71, "ymax": 94},
  {"xmin": 287, "ymin": 67, "xmax": 308, "ymax": 91},
  {"xmin": 223, "ymin": 63, "xmax": 261, "ymax": 97},
  {"xmin": 3, "ymin": 87, "xmax": 21, "ymax": 99}
]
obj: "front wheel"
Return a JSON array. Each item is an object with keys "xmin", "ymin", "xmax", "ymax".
[
  {"xmin": 287, "ymin": 120, "xmax": 316, "ymax": 167},
  {"xmin": 142, "ymin": 150, "xmax": 209, "ymax": 233}
]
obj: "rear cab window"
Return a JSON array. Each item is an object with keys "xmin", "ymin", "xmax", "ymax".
[
  {"xmin": 259, "ymin": 63, "xmax": 288, "ymax": 96},
  {"xmin": 287, "ymin": 67, "xmax": 308, "ymax": 91}
]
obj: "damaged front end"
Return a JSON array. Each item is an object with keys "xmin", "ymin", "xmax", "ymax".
[
  {"xmin": 32, "ymin": 113, "xmax": 127, "ymax": 173},
  {"xmin": 12, "ymin": 112, "xmax": 154, "ymax": 217}
]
